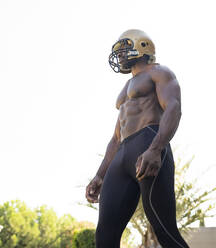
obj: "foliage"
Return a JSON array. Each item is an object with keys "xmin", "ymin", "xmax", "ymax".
[
  {"xmin": 57, "ymin": 214, "xmax": 76, "ymax": 247},
  {"xmin": 72, "ymin": 229, "xmax": 95, "ymax": 248},
  {"xmin": 0, "ymin": 200, "xmax": 96, "ymax": 248},
  {"xmin": 120, "ymin": 226, "xmax": 136, "ymax": 248},
  {"xmin": 36, "ymin": 205, "xmax": 60, "ymax": 247},
  {"xmin": 0, "ymin": 200, "xmax": 40, "ymax": 248},
  {"xmin": 174, "ymin": 156, "xmax": 216, "ymax": 233}
]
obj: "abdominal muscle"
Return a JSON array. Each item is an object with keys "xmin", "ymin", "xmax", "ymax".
[{"xmin": 119, "ymin": 95, "xmax": 162, "ymax": 142}]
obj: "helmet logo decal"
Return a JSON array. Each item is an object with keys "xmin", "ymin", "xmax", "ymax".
[{"xmin": 127, "ymin": 50, "xmax": 139, "ymax": 56}]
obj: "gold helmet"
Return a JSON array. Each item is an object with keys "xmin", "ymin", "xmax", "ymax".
[{"xmin": 108, "ymin": 29, "xmax": 156, "ymax": 73}]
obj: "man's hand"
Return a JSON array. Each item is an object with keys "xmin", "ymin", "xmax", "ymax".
[
  {"xmin": 135, "ymin": 149, "xmax": 161, "ymax": 180},
  {"xmin": 85, "ymin": 175, "xmax": 103, "ymax": 203}
]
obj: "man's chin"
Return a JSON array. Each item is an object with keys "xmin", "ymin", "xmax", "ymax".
[
  {"xmin": 120, "ymin": 59, "xmax": 137, "ymax": 69},
  {"xmin": 120, "ymin": 62, "xmax": 131, "ymax": 70},
  {"xmin": 119, "ymin": 65, "xmax": 131, "ymax": 74}
]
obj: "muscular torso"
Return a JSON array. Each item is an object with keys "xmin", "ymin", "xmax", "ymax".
[{"xmin": 116, "ymin": 64, "xmax": 163, "ymax": 142}]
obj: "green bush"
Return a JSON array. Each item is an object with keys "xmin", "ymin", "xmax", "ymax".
[
  {"xmin": 0, "ymin": 200, "xmax": 96, "ymax": 248},
  {"xmin": 72, "ymin": 229, "xmax": 96, "ymax": 248}
]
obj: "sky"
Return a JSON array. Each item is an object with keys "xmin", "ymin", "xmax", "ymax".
[{"xmin": 0, "ymin": 0, "xmax": 216, "ymax": 238}]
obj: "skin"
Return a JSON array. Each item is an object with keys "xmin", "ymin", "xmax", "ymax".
[{"xmin": 85, "ymin": 55, "xmax": 181, "ymax": 204}]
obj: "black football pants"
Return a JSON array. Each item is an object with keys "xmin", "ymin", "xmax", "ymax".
[{"xmin": 95, "ymin": 124, "xmax": 190, "ymax": 248}]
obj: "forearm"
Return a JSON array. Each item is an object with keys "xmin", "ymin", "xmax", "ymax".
[
  {"xmin": 96, "ymin": 137, "xmax": 120, "ymax": 180},
  {"xmin": 149, "ymin": 101, "xmax": 181, "ymax": 152}
]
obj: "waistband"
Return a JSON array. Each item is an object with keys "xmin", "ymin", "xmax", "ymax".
[{"xmin": 119, "ymin": 124, "xmax": 159, "ymax": 146}]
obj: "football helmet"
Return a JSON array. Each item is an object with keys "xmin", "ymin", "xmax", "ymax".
[{"xmin": 108, "ymin": 29, "xmax": 156, "ymax": 74}]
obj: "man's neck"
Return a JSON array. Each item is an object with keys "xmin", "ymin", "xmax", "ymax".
[{"xmin": 131, "ymin": 61, "xmax": 149, "ymax": 77}]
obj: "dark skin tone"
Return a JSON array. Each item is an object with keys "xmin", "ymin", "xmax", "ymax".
[{"xmin": 85, "ymin": 57, "xmax": 181, "ymax": 203}]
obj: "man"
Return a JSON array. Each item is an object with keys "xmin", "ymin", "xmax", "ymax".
[{"xmin": 85, "ymin": 29, "xmax": 190, "ymax": 248}]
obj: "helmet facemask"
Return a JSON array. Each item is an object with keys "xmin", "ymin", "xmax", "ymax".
[{"xmin": 108, "ymin": 38, "xmax": 139, "ymax": 74}]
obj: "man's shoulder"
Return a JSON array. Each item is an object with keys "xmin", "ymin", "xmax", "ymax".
[
  {"xmin": 150, "ymin": 63, "xmax": 176, "ymax": 82},
  {"xmin": 150, "ymin": 63, "xmax": 175, "ymax": 75}
]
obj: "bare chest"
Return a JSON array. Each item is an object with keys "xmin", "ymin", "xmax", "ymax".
[{"xmin": 116, "ymin": 73, "xmax": 154, "ymax": 109}]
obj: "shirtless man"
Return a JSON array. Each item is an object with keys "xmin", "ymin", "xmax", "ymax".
[{"xmin": 85, "ymin": 29, "xmax": 190, "ymax": 248}]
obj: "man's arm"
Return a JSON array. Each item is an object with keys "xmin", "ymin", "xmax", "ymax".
[
  {"xmin": 149, "ymin": 65, "xmax": 182, "ymax": 152},
  {"xmin": 135, "ymin": 65, "xmax": 181, "ymax": 180},
  {"xmin": 85, "ymin": 116, "xmax": 121, "ymax": 203},
  {"xmin": 96, "ymin": 115, "xmax": 121, "ymax": 180}
]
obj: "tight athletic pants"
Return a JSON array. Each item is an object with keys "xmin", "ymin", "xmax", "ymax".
[{"xmin": 95, "ymin": 124, "xmax": 190, "ymax": 248}]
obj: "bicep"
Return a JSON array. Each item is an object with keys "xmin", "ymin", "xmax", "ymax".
[{"xmin": 153, "ymin": 68, "xmax": 181, "ymax": 110}]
